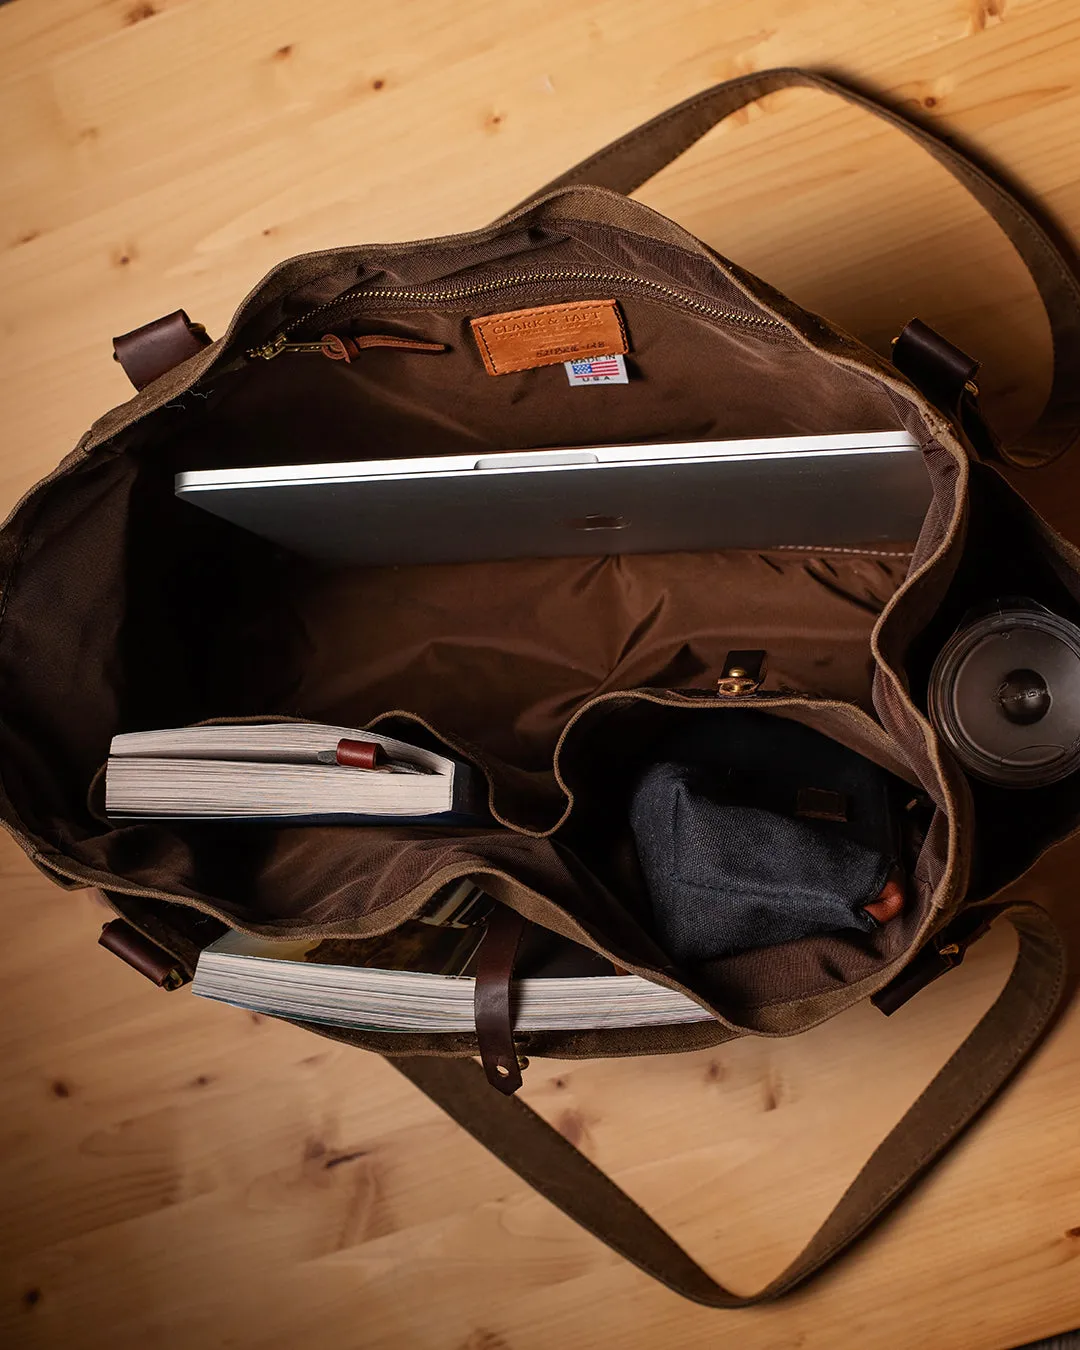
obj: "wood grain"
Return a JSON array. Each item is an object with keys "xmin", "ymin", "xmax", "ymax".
[{"xmin": 2, "ymin": 1, "xmax": 1080, "ymax": 1346}]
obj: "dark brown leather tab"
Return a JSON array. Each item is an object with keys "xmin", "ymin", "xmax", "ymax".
[
  {"xmin": 473, "ymin": 906, "xmax": 528, "ymax": 1094},
  {"xmin": 100, "ymin": 891, "xmax": 224, "ymax": 977},
  {"xmin": 112, "ymin": 310, "xmax": 211, "ymax": 390},
  {"xmin": 871, "ymin": 909, "xmax": 994, "ymax": 1015},
  {"xmin": 891, "ymin": 318, "xmax": 979, "ymax": 418},
  {"xmin": 796, "ymin": 787, "xmax": 848, "ymax": 823},
  {"xmin": 891, "ymin": 319, "xmax": 1003, "ymax": 463},
  {"xmin": 98, "ymin": 919, "xmax": 188, "ymax": 989}
]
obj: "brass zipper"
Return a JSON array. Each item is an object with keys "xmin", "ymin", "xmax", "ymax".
[
  {"xmin": 255, "ymin": 337, "xmax": 331, "ymax": 359},
  {"xmin": 247, "ymin": 268, "xmax": 787, "ymax": 359}
]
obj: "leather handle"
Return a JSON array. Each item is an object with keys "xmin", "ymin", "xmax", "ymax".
[
  {"xmin": 392, "ymin": 903, "xmax": 1065, "ymax": 1305},
  {"xmin": 516, "ymin": 68, "xmax": 1080, "ymax": 465}
]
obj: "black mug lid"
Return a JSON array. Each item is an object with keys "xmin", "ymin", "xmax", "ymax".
[{"xmin": 929, "ymin": 601, "xmax": 1080, "ymax": 787}]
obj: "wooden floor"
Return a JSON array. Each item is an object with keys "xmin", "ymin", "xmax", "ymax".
[{"xmin": 3, "ymin": 1, "xmax": 1080, "ymax": 1346}]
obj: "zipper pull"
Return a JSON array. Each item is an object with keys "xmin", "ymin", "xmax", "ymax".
[
  {"xmin": 248, "ymin": 333, "xmax": 448, "ymax": 362},
  {"xmin": 247, "ymin": 334, "xmax": 329, "ymax": 360}
]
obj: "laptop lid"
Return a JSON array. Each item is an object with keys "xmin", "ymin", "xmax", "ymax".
[{"xmin": 175, "ymin": 430, "xmax": 927, "ymax": 566}]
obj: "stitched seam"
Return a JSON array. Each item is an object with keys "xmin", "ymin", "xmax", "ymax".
[
  {"xmin": 613, "ymin": 301, "xmax": 630, "ymax": 351},
  {"xmin": 769, "ymin": 545, "xmax": 914, "ymax": 559},
  {"xmin": 472, "ymin": 320, "xmax": 498, "ymax": 375}
]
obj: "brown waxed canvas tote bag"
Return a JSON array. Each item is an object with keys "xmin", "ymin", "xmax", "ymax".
[{"xmin": 2, "ymin": 69, "xmax": 1078, "ymax": 1304}]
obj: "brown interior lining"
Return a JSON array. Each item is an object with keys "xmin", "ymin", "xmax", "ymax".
[{"xmin": 0, "ymin": 245, "xmax": 949, "ymax": 1025}]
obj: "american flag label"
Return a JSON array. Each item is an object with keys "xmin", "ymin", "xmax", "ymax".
[{"xmin": 564, "ymin": 353, "xmax": 629, "ymax": 386}]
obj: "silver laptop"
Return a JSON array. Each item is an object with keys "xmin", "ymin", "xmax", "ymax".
[{"xmin": 175, "ymin": 430, "xmax": 928, "ymax": 567}]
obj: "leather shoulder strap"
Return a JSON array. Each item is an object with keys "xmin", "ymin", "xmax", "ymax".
[
  {"xmin": 391, "ymin": 903, "xmax": 1065, "ymax": 1305},
  {"xmin": 515, "ymin": 68, "xmax": 1080, "ymax": 465}
]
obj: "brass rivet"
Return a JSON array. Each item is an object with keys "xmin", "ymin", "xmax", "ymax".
[
  {"xmin": 496, "ymin": 1063, "xmax": 510, "ymax": 1077},
  {"xmin": 728, "ymin": 668, "xmax": 746, "ymax": 678}
]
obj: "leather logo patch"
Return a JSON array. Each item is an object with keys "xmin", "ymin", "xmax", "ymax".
[{"xmin": 470, "ymin": 300, "xmax": 628, "ymax": 375}]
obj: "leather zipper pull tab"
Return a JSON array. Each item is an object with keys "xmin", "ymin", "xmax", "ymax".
[
  {"xmin": 248, "ymin": 332, "xmax": 448, "ymax": 361},
  {"xmin": 320, "ymin": 333, "xmax": 448, "ymax": 362},
  {"xmin": 474, "ymin": 905, "xmax": 528, "ymax": 1094}
]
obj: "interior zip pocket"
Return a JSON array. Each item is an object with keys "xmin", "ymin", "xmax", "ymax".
[{"xmin": 247, "ymin": 267, "xmax": 789, "ymax": 360}]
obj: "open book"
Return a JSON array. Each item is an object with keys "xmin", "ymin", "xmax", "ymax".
[
  {"xmin": 192, "ymin": 895, "xmax": 712, "ymax": 1033},
  {"xmin": 105, "ymin": 721, "xmax": 482, "ymax": 823}
]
